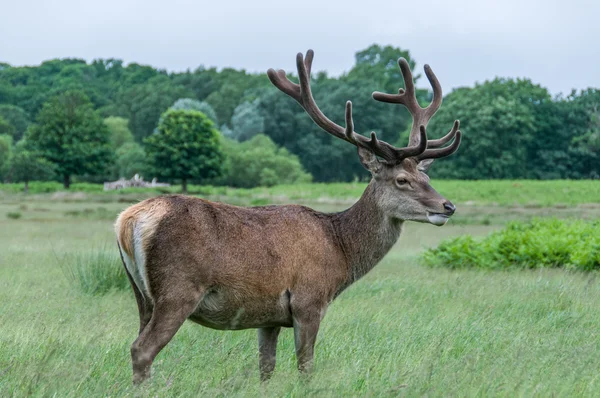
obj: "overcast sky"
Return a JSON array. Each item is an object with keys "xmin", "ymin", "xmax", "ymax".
[{"xmin": 1, "ymin": 0, "xmax": 598, "ymax": 96}]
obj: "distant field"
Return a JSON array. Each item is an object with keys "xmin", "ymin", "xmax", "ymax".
[{"xmin": 1, "ymin": 179, "xmax": 599, "ymax": 207}]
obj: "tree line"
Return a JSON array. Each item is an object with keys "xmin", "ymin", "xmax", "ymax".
[{"xmin": 0, "ymin": 44, "xmax": 598, "ymax": 189}]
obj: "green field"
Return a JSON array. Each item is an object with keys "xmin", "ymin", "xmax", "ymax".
[
  {"xmin": 1, "ymin": 182, "xmax": 600, "ymax": 396},
  {"xmin": 2, "ymin": 179, "xmax": 600, "ymax": 206}
]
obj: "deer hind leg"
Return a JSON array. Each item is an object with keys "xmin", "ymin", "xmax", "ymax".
[
  {"xmin": 258, "ymin": 326, "xmax": 281, "ymax": 381},
  {"xmin": 130, "ymin": 294, "xmax": 201, "ymax": 384}
]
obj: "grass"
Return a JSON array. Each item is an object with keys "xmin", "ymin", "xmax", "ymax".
[
  {"xmin": 1, "ymin": 194, "xmax": 600, "ymax": 396},
  {"xmin": 58, "ymin": 247, "xmax": 129, "ymax": 295}
]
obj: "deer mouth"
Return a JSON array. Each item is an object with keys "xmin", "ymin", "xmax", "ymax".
[{"xmin": 427, "ymin": 213, "xmax": 450, "ymax": 226}]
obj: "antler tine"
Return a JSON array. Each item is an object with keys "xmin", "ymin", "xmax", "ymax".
[
  {"xmin": 427, "ymin": 120, "xmax": 460, "ymax": 149},
  {"xmin": 372, "ymin": 59, "xmax": 418, "ymax": 106},
  {"xmin": 344, "ymin": 101, "xmax": 354, "ymax": 142},
  {"xmin": 417, "ymin": 130, "xmax": 462, "ymax": 160},
  {"xmin": 266, "ymin": 68, "xmax": 300, "ymax": 101}
]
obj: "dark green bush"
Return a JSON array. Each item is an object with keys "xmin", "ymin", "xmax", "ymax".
[
  {"xmin": 218, "ymin": 134, "xmax": 312, "ymax": 188},
  {"xmin": 422, "ymin": 219, "xmax": 600, "ymax": 270}
]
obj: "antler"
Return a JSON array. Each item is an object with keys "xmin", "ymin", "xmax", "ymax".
[
  {"xmin": 267, "ymin": 50, "xmax": 427, "ymax": 164},
  {"xmin": 372, "ymin": 58, "xmax": 461, "ymax": 160}
]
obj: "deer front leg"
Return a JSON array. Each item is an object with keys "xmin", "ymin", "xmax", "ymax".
[
  {"xmin": 292, "ymin": 306, "xmax": 325, "ymax": 375},
  {"xmin": 258, "ymin": 326, "xmax": 281, "ymax": 381}
]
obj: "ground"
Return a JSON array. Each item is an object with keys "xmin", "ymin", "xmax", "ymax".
[{"xmin": 1, "ymin": 189, "xmax": 599, "ymax": 396}]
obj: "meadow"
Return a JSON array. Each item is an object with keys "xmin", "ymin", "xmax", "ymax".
[{"xmin": 1, "ymin": 180, "xmax": 599, "ymax": 396}]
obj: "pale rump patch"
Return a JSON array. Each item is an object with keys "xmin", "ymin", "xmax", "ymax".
[{"xmin": 115, "ymin": 198, "xmax": 171, "ymax": 299}]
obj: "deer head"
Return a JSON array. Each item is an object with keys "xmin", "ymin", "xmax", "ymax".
[{"xmin": 267, "ymin": 50, "xmax": 461, "ymax": 226}]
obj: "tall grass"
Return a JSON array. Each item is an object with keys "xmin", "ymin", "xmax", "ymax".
[{"xmin": 58, "ymin": 247, "xmax": 129, "ymax": 295}]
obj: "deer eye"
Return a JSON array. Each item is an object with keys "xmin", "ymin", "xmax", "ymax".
[{"xmin": 396, "ymin": 178, "xmax": 409, "ymax": 186}]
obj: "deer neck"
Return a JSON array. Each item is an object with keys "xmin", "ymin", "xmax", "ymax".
[{"xmin": 332, "ymin": 180, "xmax": 404, "ymax": 284}]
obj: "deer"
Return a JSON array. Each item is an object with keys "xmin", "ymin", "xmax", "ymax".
[{"xmin": 115, "ymin": 49, "xmax": 461, "ymax": 385}]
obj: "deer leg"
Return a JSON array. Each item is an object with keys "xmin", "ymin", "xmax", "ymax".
[
  {"xmin": 258, "ymin": 326, "xmax": 281, "ymax": 381},
  {"xmin": 130, "ymin": 296, "xmax": 199, "ymax": 384},
  {"xmin": 292, "ymin": 308, "xmax": 324, "ymax": 375}
]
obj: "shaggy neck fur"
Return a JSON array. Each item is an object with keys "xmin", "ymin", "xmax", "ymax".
[{"xmin": 332, "ymin": 180, "xmax": 404, "ymax": 285}]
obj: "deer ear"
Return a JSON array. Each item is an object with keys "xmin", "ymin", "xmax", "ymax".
[
  {"xmin": 357, "ymin": 146, "xmax": 382, "ymax": 174},
  {"xmin": 417, "ymin": 158, "xmax": 435, "ymax": 173}
]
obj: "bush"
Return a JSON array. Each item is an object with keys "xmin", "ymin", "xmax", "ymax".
[
  {"xmin": 112, "ymin": 142, "xmax": 150, "ymax": 179},
  {"xmin": 219, "ymin": 134, "xmax": 312, "ymax": 188},
  {"xmin": 59, "ymin": 247, "xmax": 129, "ymax": 295},
  {"xmin": 7, "ymin": 212, "xmax": 21, "ymax": 219},
  {"xmin": 422, "ymin": 219, "xmax": 600, "ymax": 271}
]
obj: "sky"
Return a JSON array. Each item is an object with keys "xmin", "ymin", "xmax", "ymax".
[{"xmin": 1, "ymin": 0, "xmax": 598, "ymax": 96}]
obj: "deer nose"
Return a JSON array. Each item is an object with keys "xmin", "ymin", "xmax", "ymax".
[{"xmin": 443, "ymin": 201, "xmax": 456, "ymax": 215}]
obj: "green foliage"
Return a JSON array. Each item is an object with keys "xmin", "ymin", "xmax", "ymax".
[
  {"xmin": 58, "ymin": 248, "xmax": 129, "ymax": 295},
  {"xmin": 7, "ymin": 140, "xmax": 56, "ymax": 191},
  {"xmin": 428, "ymin": 79, "xmax": 597, "ymax": 179},
  {"xmin": 145, "ymin": 109, "xmax": 224, "ymax": 191},
  {"xmin": 423, "ymin": 219, "xmax": 600, "ymax": 270},
  {"xmin": 0, "ymin": 133, "xmax": 12, "ymax": 179},
  {"xmin": 229, "ymin": 99, "xmax": 264, "ymax": 141},
  {"xmin": 0, "ymin": 46, "xmax": 597, "ymax": 182},
  {"xmin": 0, "ymin": 104, "xmax": 30, "ymax": 140},
  {"xmin": 112, "ymin": 142, "xmax": 149, "ymax": 179},
  {"xmin": 219, "ymin": 134, "xmax": 311, "ymax": 188},
  {"xmin": 0, "ymin": 116, "xmax": 16, "ymax": 138},
  {"xmin": 104, "ymin": 116, "xmax": 134, "ymax": 151},
  {"xmin": 6, "ymin": 211, "xmax": 21, "ymax": 219},
  {"xmin": 120, "ymin": 77, "xmax": 192, "ymax": 141},
  {"xmin": 26, "ymin": 90, "xmax": 112, "ymax": 188},
  {"xmin": 170, "ymin": 98, "xmax": 218, "ymax": 125}
]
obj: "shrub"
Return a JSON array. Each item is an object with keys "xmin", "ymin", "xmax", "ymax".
[
  {"xmin": 59, "ymin": 247, "xmax": 129, "ymax": 295},
  {"xmin": 7, "ymin": 212, "xmax": 22, "ymax": 219},
  {"xmin": 422, "ymin": 219, "xmax": 600, "ymax": 271},
  {"xmin": 219, "ymin": 134, "xmax": 312, "ymax": 188}
]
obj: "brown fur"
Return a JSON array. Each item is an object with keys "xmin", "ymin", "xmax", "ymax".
[{"xmin": 116, "ymin": 165, "xmax": 455, "ymax": 384}]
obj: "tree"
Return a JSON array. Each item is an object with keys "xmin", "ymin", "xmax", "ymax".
[
  {"xmin": 219, "ymin": 134, "xmax": 311, "ymax": 188},
  {"xmin": 104, "ymin": 116, "xmax": 134, "ymax": 151},
  {"xmin": 120, "ymin": 77, "xmax": 191, "ymax": 141},
  {"xmin": 170, "ymin": 98, "xmax": 218, "ymax": 125},
  {"xmin": 0, "ymin": 117, "xmax": 16, "ymax": 139},
  {"xmin": 427, "ymin": 82, "xmax": 536, "ymax": 179},
  {"xmin": 7, "ymin": 140, "xmax": 56, "ymax": 192},
  {"xmin": 0, "ymin": 105, "xmax": 30, "ymax": 140},
  {"xmin": 27, "ymin": 90, "xmax": 112, "ymax": 188},
  {"xmin": 229, "ymin": 100, "xmax": 264, "ymax": 141},
  {"xmin": 0, "ymin": 134, "xmax": 12, "ymax": 181},
  {"xmin": 145, "ymin": 109, "xmax": 224, "ymax": 193}
]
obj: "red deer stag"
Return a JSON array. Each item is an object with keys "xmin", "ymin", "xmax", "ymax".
[{"xmin": 115, "ymin": 50, "xmax": 461, "ymax": 384}]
